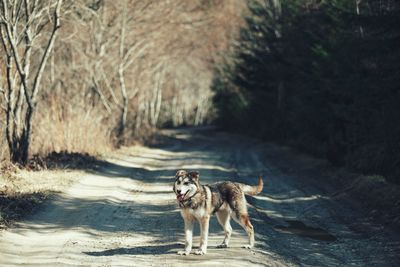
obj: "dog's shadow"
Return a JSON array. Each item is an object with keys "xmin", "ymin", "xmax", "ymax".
[{"xmin": 84, "ymin": 243, "xmax": 181, "ymax": 256}]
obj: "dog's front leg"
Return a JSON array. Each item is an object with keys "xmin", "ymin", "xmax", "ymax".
[
  {"xmin": 178, "ymin": 219, "xmax": 194, "ymax": 256},
  {"xmin": 195, "ymin": 216, "xmax": 210, "ymax": 255}
]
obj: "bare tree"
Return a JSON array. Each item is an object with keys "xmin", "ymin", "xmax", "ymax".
[
  {"xmin": 0, "ymin": 0, "xmax": 62, "ymax": 164},
  {"xmin": 0, "ymin": 0, "xmax": 245, "ymax": 157}
]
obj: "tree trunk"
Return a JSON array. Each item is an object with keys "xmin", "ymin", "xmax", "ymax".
[
  {"xmin": 116, "ymin": 1, "xmax": 129, "ymax": 141},
  {"xmin": 356, "ymin": 0, "xmax": 364, "ymax": 38},
  {"xmin": 1, "ymin": 0, "xmax": 63, "ymax": 165}
]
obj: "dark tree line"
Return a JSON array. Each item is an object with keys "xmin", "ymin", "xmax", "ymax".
[{"xmin": 213, "ymin": 0, "xmax": 400, "ymax": 183}]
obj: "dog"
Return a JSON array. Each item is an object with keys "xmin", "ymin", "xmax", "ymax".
[{"xmin": 173, "ymin": 169, "xmax": 263, "ymax": 255}]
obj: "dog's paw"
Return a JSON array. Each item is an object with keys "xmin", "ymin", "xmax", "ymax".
[
  {"xmin": 242, "ymin": 244, "xmax": 252, "ymax": 249},
  {"xmin": 177, "ymin": 250, "xmax": 190, "ymax": 256},
  {"xmin": 194, "ymin": 249, "xmax": 206, "ymax": 255},
  {"xmin": 216, "ymin": 243, "xmax": 228, "ymax": 248}
]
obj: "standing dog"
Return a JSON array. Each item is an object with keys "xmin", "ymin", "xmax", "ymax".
[{"xmin": 173, "ymin": 170, "xmax": 263, "ymax": 255}]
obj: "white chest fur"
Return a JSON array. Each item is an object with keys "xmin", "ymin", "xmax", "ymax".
[
  {"xmin": 188, "ymin": 206, "xmax": 206, "ymax": 219},
  {"xmin": 181, "ymin": 205, "xmax": 208, "ymax": 221}
]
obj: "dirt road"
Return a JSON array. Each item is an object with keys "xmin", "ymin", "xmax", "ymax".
[{"xmin": 0, "ymin": 128, "xmax": 399, "ymax": 266}]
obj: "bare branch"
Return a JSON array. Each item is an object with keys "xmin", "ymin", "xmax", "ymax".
[
  {"xmin": 100, "ymin": 67, "xmax": 121, "ymax": 108},
  {"xmin": 2, "ymin": 0, "xmax": 32, "ymax": 108},
  {"xmin": 91, "ymin": 76, "xmax": 112, "ymax": 114},
  {"xmin": 0, "ymin": 23, "xmax": 10, "ymax": 56},
  {"xmin": 31, "ymin": 0, "xmax": 63, "ymax": 105}
]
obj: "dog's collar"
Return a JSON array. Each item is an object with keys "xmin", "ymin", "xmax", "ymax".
[{"xmin": 178, "ymin": 191, "xmax": 199, "ymax": 208}]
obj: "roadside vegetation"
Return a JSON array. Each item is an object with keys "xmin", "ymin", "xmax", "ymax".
[
  {"xmin": 0, "ymin": 0, "xmax": 245, "ymax": 164},
  {"xmin": 212, "ymin": 0, "xmax": 400, "ymax": 184}
]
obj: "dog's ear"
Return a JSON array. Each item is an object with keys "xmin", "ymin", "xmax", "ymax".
[
  {"xmin": 188, "ymin": 171, "xmax": 199, "ymax": 180},
  {"xmin": 175, "ymin": 169, "xmax": 186, "ymax": 178}
]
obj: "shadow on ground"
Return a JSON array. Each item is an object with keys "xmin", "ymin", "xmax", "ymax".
[
  {"xmin": 0, "ymin": 191, "xmax": 49, "ymax": 229},
  {"xmin": 85, "ymin": 243, "xmax": 181, "ymax": 256}
]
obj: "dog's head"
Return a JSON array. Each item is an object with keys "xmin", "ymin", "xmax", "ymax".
[{"xmin": 173, "ymin": 170, "xmax": 200, "ymax": 203}]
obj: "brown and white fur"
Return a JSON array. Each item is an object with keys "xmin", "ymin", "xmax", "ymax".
[{"xmin": 173, "ymin": 170, "xmax": 263, "ymax": 256}]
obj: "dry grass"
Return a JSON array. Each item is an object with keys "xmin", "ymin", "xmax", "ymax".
[
  {"xmin": 31, "ymin": 101, "xmax": 113, "ymax": 157},
  {"xmin": 0, "ymin": 162, "xmax": 82, "ymax": 229}
]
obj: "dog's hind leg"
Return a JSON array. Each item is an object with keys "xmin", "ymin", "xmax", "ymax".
[
  {"xmin": 194, "ymin": 216, "xmax": 210, "ymax": 255},
  {"xmin": 216, "ymin": 210, "xmax": 232, "ymax": 248},
  {"xmin": 232, "ymin": 212, "xmax": 255, "ymax": 249},
  {"xmin": 178, "ymin": 219, "xmax": 194, "ymax": 256},
  {"xmin": 231, "ymin": 194, "xmax": 255, "ymax": 249}
]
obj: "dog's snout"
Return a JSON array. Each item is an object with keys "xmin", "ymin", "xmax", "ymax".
[{"xmin": 177, "ymin": 189, "xmax": 181, "ymax": 194}]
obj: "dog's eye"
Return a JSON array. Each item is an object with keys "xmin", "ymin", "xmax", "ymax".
[
  {"xmin": 183, "ymin": 182, "xmax": 189, "ymax": 185},
  {"xmin": 177, "ymin": 181, "xmax": 181, "ymax": 185}
]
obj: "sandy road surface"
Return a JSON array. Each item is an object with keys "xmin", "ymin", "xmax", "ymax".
[{"xmin": 0, "ymin": 128, "xmax": 399, "ymax": 266}]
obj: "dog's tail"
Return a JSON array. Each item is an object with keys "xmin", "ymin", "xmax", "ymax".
[{"xmin": 240, "ymin": 176, "xmax": 264, "ymax": 196}]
